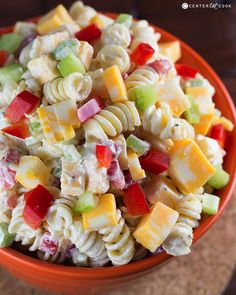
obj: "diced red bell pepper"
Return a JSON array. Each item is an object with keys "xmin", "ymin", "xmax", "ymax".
[
  {"xmin": 108, "ymin": 159, "xmax": 125, "ymax": 190},
  {"xmin": 6, "ymin": 195, "xmax": 18, "ymax": 209},
  {"xmin": 175, "ymin": 64, "xmax": 198, "ymax": 78},
  {"xmin": 209, "ymin": 124, "xmax": 226, "ymax": 148},
  {"xmin": 40, "ymin": 232, "xmax": 59, "ymax": 255},
  {"xmin": 96, "ymin": 145, "xmax": 113, "ymax": 168},
  {"xmin": 2, "ymin": 121, "xmax": 30, "ymax": 139},
  {"xmin": 148, "ymin": 59, "xmax": 172, "ymax": 75},
  {"xmin": 77, "ymin": 97, "xmax": 102, "ymax": 123},
  {"xmin": 23, "ymin": 185, "xmax": 54, "ymax": 229},
  {"xmin": 140, "ymin": 149, "xmax": 170, "ymax": 174},
  {"xmin": 0, "ymin": 50, "xmax": 8, "ymax": 66},
  {"xmin": 0, "ymin": 26, "xmax": 13, "ymax": 36},
  {"xmin": 124, "ymin": 183, "xmax": 150, "ymax": 215},
  {"xmin": 75, "ymin": 24, "xmax": 102, "ymax": 43},
  {"xmin": 130, "ymin": 43, "xmax": 155, "ymax": 66},
  {"xmin": 5, "ymin": 90, "xmax": 40, "ymax": 124},
  {"xmin": 0, "ymin": 160, "xmax": 16, "ymax": 190}
]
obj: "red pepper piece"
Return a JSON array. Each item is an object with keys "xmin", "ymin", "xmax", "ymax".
[
  {"xmin": 140, "ymin": 149, "xmax": 170, "ymax": 174},
  {"xmin": 130, "ymin": 43, "xmax": 155, "ymax": 66},
  {"xmin": 0, "ymin": 160, "xmax": 16, "ymax": 190},
  {"xmin": 23, "ymin": 185, "xmax": 54, "ymax": 229},
  {"xmin": 96, "ymin": 145, "xmax": 113, "ymax": 168},
  {"xmin": 124, "ymin": 183, "xmax": 150, "ymax": 215},
  {"xmin": 0, "ymin": 50, "xmax": 8, "ymax": 66},
  {"xmin": 40, "ymin": 232, "xmax": 59, "ymax": 255},
  {"xmin": 5, "ymin": 90, "xmax": 40, "ymax": 124},
  {"xmin": 2, "ymin": 121, "xmax": 30, "ymax": 139},
  {"xmin": 75, "ymin": 24, "xmax": 102, "ymax": 43},
  {"xmin": 0, "ymin": 26, "xmax": 13, "ymax": 35},
  {"xmin": 175, "ymin": 64, "xmax": 198, "ymax": 78},
  {"xmin": 209, "ymin": 124, "xmax": 226, "ymax": 148}
]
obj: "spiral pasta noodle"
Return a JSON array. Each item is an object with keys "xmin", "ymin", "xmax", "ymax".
[
  {"xmin": 37, "ymin": 250, "xmax": 67, "ymax": 264},
  {"xmin": 64, "ymin": 216, "xmax": 109, "ymax": 267},
  {"xmin": 101, "ymin": 23, "xmax": 131, "ymax": 48},
  {"xmin": 99, "ymin": 210, "xmax": 135, "ymax": 265},
  {"xmin": 69, "ymin": 1, "xmax": 96, "ymax": 27},
  {"xmin": 0, "ymin": 81, "xmax": 17, "ymax": 109},
  {"xmin": 125, "ymin": 66, "xmax": 159, "ymax": 95},
  {"xmin": 83, "ymin": 101, "xmax": 141, "ymax": 142},
  {"xmin": 43, "ymin": 73, "xmax": 92, "ymax": 104},
  {"xmin": 19, "ymin": 43, "xmax": 33, "ymax": 68},
  {"xmin": 162, "ymin": 193, "xmax": 202, "ymax": 256},
  {"xmin": 8, "ymin": 196, "xmax": 43, "ymax": 251},
  {"xmin": 0, "ymin": 189, "xmax": 15, "ymax": 223},
  {"xmin": 97, "ymin": 45, "xmax": 130, "ymax": 74},
  {"xmin": 16, "ymin": 70, "xmax": 42, "ymax": 97},
  {"xmin": 170, "ymin": 118, "xmax": 195, "ymax": 140}
]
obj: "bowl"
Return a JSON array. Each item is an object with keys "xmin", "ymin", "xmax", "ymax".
[{"xmin": 0, "ymin": 13, "xmax": 236, "ymax": 295}]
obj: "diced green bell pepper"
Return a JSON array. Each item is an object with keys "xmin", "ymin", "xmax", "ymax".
[
  {"xmin": 129, "ymin": 85, "xmax": 157, "ymax": 112},
  {"xmin": 115, "ymin": 14, "xmax": 133, "ymax": 28},
  {"xmin": 0, "ymin": 64, "xmax": 23, "ymax": 85},
  {"xmin": 74, "ymin": 192, "xmax": 97, "ymax": 214},
  {"xmin": 0, "ymin": 222, "xmax": 15, "ymax": 248},
  {"xmin": 126, "ymin": 134, "xmax": 150, "ymax": 156},
  {"xmin": 0, "ymin": 33, "xmax": 22, "ymax": 53},
  {"xmin": 202, "ymin": 193, "xmax": 220, "ymax": 215},
  {"xmin": 207, "ymin": 166, "xmax": 230, "ymax": 189},
  {"xmin": 184, "ymin": 94, "xmax": 200, "ymax": 124},
  {"xmin": 58, "ymin": 53, "xmax": 85, "ymax": 77}
]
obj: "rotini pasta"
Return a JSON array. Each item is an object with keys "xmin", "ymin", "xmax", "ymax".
[
  {"xmin": 125, "ymin": 66, "xmax": 159, "ymax": 96},
  {"xmin": 64, "ymin": 216, "xmax": 109, "ymax": 266},
  {"xmin": 14, "ymin": 21, "xmax": 36, "ymax": 38},
  {"xmin": 43, "ymin": 73, "xmax": 92, "ymax": 104},
  {"xmin": 16, "ymin": 70, "xmax": 42, "ymax": 97},
  {"xmin": 69, "ymin": 1, "xmax": 97, "ymax": 27},
  {"xmin": 83, "ymin": 101, "xmax": 141, "ymax": 142},
  {"xmin": 101, "ymin": 23, "xmax": 131, "ymax": 48},
  {"xmin": 99, "ymin": 210, "xmax": 135, "ymax": 265},
  {"xmin": 163, "ymin": 193, "xmax": 203, "ymax": 256},
  {"xmin": 0, "ymin": 81, "xmax": 17, "ymax": 109},
  {"xmin": 88, "ymin": 68, "xmax": 109, "ymax": 98},
  {"xmin": 97, "ymin": 45, "xmax": 130, "ymax": 74}
]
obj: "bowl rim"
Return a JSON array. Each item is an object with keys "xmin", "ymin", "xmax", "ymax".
[{"xmin": 0, "ymin": 13, "xmax": 236, "ymax": 279}]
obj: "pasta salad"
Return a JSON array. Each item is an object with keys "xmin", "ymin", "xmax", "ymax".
[{"xmin": 0, "ymin": 1, "xmax": 234, "ymax": 267}]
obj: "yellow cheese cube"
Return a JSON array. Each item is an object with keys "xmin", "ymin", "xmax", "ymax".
[
  {"xmin": 37, "ymin": 5, "xmax": 74, "ymax": 35},
  {"xmin": 103, "ymin": 65, "xmax": 128, "ymax": 103},
  {"xmin": 28, "ymin": 54, "xmax": 60, "ymax": 85},
  {"xmin": 159, "ymin": 41, "xmax": 181, "ymax": 63},
  {"xmin": 156, "ymin": 77, "xmax": 190, "ymax": 116},
  {"xmin": 144, "ymin": 175, "xmax": 181, "ymax": 208},
  {"xmin": 82, "ymin": 194, "xmax": 118, "ymax": 231},
  {"xmin": 90, "ymin": 14, "xmax": 113, "ymax": 29},
  {"xmin": 186, "ymin": 87, "xmax": 215, "ymax": 135},
  {"xmin": 127, "ymin": 149, "xmax": 145, "ymax": 181},
  {"xmin": 169, "ymin": 139, "xmax": 215, "ymax": 194},
  {"xmin": 113, "ymin": 134, "xmax": 128, "ymax": 170},
  {"xmin": 133, "ymin": 202, "xmax": 179, "ymax": 252},
  {"xmin": 16, "ymin": 156, "xmax": 50, "ymax": 189}
]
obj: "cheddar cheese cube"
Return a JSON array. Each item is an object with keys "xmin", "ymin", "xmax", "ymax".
[
  {"xmin": 133, "ymin": 202, "xmax": 179, "ymax": 252},
  {"xmin": 186, "ymin": 87, "xmax": 215, "ymax": 135},
  {"xmin": 169, "ymin": 139, "xmax": 215, "ymax": 194},
  {"xmin": 103, "ymin": 65, "xmax": 128, "ymax": 103},
  {"xmin": 38, "ymin": 100, "xmax": 77, "ymax": 144},
  {"xmin": 37, "ymin": 5, "xmax": 74, "ymax": 35},
  {"xmin": 16, "ymin": 156, "xmax": 50, "ymax": 189},
  {"xmin": 144, "ymin": 175, "xmax": 181, "ymax": 208},
  {"xmin": 159, "ymin": 41, "xmax": 181, "ymax": 63},
  {"xmin": 28, "ymin": 54, "xmax": 60, "ymax": 85},
  {"xmin": 156, "ymin": 77, "xmax": 190, "ymax": 116},
  {"xmin": 82, "ymin": 194, "xmax": 118, "ymax": 231},
  {"xmin": 90, "ymin": 13, "xmax": 113, "ymax": 29},
  {"xmin": 127, "ymin": 149, "xmax": 145, "ymax": 181}
]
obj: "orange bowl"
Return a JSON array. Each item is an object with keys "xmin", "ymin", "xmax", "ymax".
[{"xmin": 0, "ymin": 13, "xmax": 236, "ymax": 295}]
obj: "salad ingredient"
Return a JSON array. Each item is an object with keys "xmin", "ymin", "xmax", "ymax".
[
  {"xmin": 82, "ymin": 194, "xmax": 117, "ymax": 231},
  {"xmin": 74, "ymin": 192, "xmax": 97, "ymax": 214},
  {"xmin": 209, "ymin": 124, "xmax": 226, "ymax": 148},
  {"xmin": 114, "ymin": 14, "xmax": 133, "ymax": 28},
  {"xmin": 130, "ymin": 43, "xmax": 155, "ymax": 65},
  {"xmin": 0, "ymin": 223, "xmax": 15, "ymax": 248},
  {"xmin": 75, "ymin": 24, "xmax": 102, "ymax": 43},
  {"xmin": 0, "ymin": 160, "xmax": 17, "ymax": 190},
  {"xmin": 107, "ymin": 159, "xmax": 125, "ymax": 189},
  {"xmin": 129, "ymin": 85, "xmax": 157, "ymax": 111},
  {"xmin": 5, "ymin": 91, "xmax": 40, "ymax": 124},
  {"xmin": 127, "ymin": 149, "xmax": 146, "ymax": 181},
  {"xmin": 140, "ymin": 149, "xmax": 169, "ymax": 174},
  {"xmin": 2, "ymin": 121, "xmax": 30, "ymax": 139},
  {"xmin": 0, "ymin": 63, "xmax": 23, "ymax": 85},
  {"xmin": 202, "ymin": 193, "xmax": 220, "ymax": 215},
  {"xmin": 58, "ymin": 53, "xmax": 85, "ymax": 77},
  {"xmin": 207, "ymin": 166, "xmax": 230, "ymax": 189},
  {"xmin": 96, "ymin": 145, "xmax": 112, "ymax": 168},
  {"xmin": 16, "ymin": 155, "xmax": 50, "ymax": 189},
  {"xmin": 133, "ymin": 202, "xmax": 179, "ymax": 252},
  {"xmin": 52, "ymin": 38, "xmax": 79, "ymax": 61},
  {"xmin": 159, "ymin": 41, "xmax": 181, "ymax": 63},
  {"xmin": 0, "ymin": 50, "xmax": 8, "ymax": 66},
  {"xmin": 126, "ymin": 134, "xmax": 150, "ymax": 156},
  {"xmin": 23, "ymin": 185, "xmax": 54, "ymax": 229},
  {"xmin": 183, "ymin": 94, "xmax": 200, "ymax": 124},
  {"xmin": 175, "ymin": 64, "xmax": 198, "ymax": 78},
  {"xmin": 39, "ymin": 232, "xmax": 59, "ymax": 255},
  {"xmin": 0, "ymin": 33, "xmax": 22, "ymax": 53},
  {"xmin": 77, "ymin": 97, "xmax": 102, "ymax": 123},
  {"xmin": 124, "ymin": 183, "xmax": 150, "ymax": 215}
]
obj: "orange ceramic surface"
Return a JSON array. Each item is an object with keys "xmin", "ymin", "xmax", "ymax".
[{"xmin": 0, "ymin": 13, "xmax": 236, "ymax": 295}]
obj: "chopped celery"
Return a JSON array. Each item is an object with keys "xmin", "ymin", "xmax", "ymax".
[
  {"xmin": 52, "ymin": 39, "xmax": 79, "ymax": 61},
  {"xmin": 129, "ymin": 85, "xmax": 157, "ymax": 112},
  {"xmin": 58, "ymin": 53, "xmax": 85, "ymax": 77},
  {"xmin": 188, "ymin": 78, "xmax": 204, "ymax": 87},
  {"xmin": 0, "ymin": 222, "xmax": 15, "ymax": 248},
  {"xmin": 74, "ymin": 192, "xmax": 97, "ymax": 214},
  {"xmin": 115, "ymin": 14, "xmax": 133, "ymax": 28},
  {"xmin": 207, "ymin": 166, "xmax": 230, "ymax": 189},
  {"xmin": 0, "ymin": 33, "xmax": 22, "ymax": 53},
  {"xmin": 202, "ymin": 194, "xmax": 220, "ymax": 215},
  {"xmin": 29, "ymin": 122, "xmax": 42, "ymax": 136},
  {"xmin": 53, "ymin": 160, "xmax": 62, "ymax": 178},
  {"xmin": 0, "ymin": 64, "xmax": 23, "ymax": 85},
  {"xmin": 126, "ymin": 134, "xmax": 150, "ymax": 156},
  {"xmin": 184, "ymin": 94, "xmax": 200, "ymax": 124}
]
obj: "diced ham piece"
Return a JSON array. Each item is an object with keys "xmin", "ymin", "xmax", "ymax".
[
  {"xmin": 148, "ymin": 59, "xmax": 172, "ymax": 75},
  {"xmin": 40, "ymin": 232, "xmax": 59, "ymax": 255},
  {"xmin": 0, "ymin": 160, "xmax": 16, "ymax": 190},
  {"xmin": 77, "ymin": 97, "xmax": 102, "ymax": 123},
  {"xmin": 108, "ymin": 160, "xmax": 125, "ymax": 190}
]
